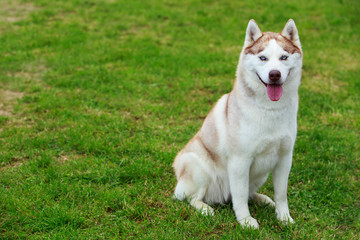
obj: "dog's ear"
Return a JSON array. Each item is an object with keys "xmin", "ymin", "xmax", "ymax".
[
  {"xmin": 244, "ymin": 19, "xmax": 262, "ymax": 47},
  {"xmin": 281, "ymin": 19, "xmax": 301, "ymax": 48}
]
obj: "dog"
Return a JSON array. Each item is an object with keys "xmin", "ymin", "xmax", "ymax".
[{"xmin": 172, "ymin": 19, "xmax": 302, "ymax": 229}]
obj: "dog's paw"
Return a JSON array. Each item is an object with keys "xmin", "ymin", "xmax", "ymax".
[
  {"xmin": 280, "ymin": 216, "xmax": 294, "ymax": 225},
  {"xmin": 201, "ymin": 206, "xmax": 214, "ymax": 216},
  {"xmin": 238, "ymin": 216, "xmax": 259, "ymax": 229},
  {"xmin": 276, "ymin": 211, "xmax": 294, "ymax": 225}
]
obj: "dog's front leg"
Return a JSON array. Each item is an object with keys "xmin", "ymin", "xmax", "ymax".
[
  {"xmin": 273, "ymin": 151, "xmax": 294, "ymax": 224},
  {"xmin": 228, "ymin": 157, "xmax": 259, "ymax": 229}
]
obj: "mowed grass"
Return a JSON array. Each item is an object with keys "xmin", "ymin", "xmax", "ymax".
[{"xmin": 0, "ymin": 0, "xmax": 359, "ymax": 238}]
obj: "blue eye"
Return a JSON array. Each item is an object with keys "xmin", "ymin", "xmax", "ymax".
[
  {"xmin": 280, "ymin": 55, "xmax": 288, "ymax": 60},
  {"xmin": 259, "ymin": 56, "xmax": 267, "ymax": 61}
]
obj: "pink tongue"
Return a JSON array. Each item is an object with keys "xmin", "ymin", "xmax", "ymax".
[{"xmin": 266, "ymin": 85, "xmax": 283, "ymax": 101}]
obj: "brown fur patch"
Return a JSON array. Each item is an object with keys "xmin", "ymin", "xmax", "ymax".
[
  {"xmin": 225, "ymin": 93, "xmax": 230, "ymax": 122},
  {"xmin": 196, "ymin": 134, "xmax": 219, "ymax": 164},
  {"xmin": 277, "ymin": 34, "xmax": 302, "ymax": 54},
  {"xmin": 179, "ymin": 167, "xmax": 186, "ymax": 178},
  {"xmin": 244, "ymin": 32, "xmax": 301, "ymax": 55},
  {"xmin": 201, "ymin": 107, "xmax": 219, "ymax": 147}
]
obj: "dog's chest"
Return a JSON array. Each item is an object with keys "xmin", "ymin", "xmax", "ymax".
[
  {"xmin": 239, "ymin": 108, "xmax": 295, "ymax": 172},
  {"xmin": 250, "ymin": 135, "xmax": 291, "ymax": 175}
]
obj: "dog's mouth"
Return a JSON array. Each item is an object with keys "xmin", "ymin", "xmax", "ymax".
[{"xmin": 256, "ymin": 73, "xmax": 283, "ymax": 102}]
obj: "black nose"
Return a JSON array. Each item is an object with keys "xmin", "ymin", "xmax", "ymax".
[{"xmin": 269, "ymin": 70, "xmax": 281, "ymax": 82}]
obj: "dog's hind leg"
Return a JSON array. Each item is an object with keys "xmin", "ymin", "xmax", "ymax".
[
  {"xmin": 249, "ymin": 173, "xmax": 275, "ymax": 207},
  {"xmin": 189, "ymin": 188, "xmax": 214, "ymax": 216},
  {"xmin": 173, "ymin": 152, "xmax": 214, "ymax": 216},
  {"xmin": 174, "ymin": 178, "xmax": 214, "ymax": 216},
  {"xmin": 251, "ymin": 193, "xmax": 275, "ymax": 207}
]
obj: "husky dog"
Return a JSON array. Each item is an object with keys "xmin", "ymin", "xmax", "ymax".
[{"xmin": 172, "ymin": 19, "xmax": 302, "ymax": 229}]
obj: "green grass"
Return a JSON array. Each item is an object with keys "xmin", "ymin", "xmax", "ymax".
[{"xmin": 0, "ymin": 0, "xmax": 359, "ymax": 238}]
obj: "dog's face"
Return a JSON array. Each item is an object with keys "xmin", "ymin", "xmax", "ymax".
[{"xmin": 241, "ymin": 20, "xmax": 302, "ymax": 101}]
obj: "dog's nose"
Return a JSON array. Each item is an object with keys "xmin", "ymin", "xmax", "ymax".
[{"xmin": 269, "ymin": 70, "xmax": 281, "ymax": 82}]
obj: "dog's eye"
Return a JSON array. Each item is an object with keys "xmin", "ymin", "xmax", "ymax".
[
  {"xmin": 280, "ymin": 55, "xmax": 288, "ymax": 60},
  {"xmin": 259, "ymin": 56, "xmax": 267, "ymax": 61}
]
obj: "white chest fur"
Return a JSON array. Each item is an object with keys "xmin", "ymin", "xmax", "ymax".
[{"xmin": 235, "ymin": 98, "xmax": 298, "ymax": 176}]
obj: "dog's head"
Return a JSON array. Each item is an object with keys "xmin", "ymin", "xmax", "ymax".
[{"xmin": 238, "ymin": 19, "xmax": 303, "ymax": 102}]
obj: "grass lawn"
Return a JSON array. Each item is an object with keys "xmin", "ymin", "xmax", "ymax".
[{"xmin": 0, "ymin": 0, "xmax": 359, "ymax": 238}]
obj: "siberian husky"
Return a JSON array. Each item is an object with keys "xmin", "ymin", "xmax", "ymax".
[{"xmin": 172, "ymin": 19, "xmax": 302, "ymax": 229}]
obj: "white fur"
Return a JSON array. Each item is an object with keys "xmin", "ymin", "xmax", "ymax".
[{"xmin": 173, "ymin": 19, "xmax": 302, "ymax": 229}]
